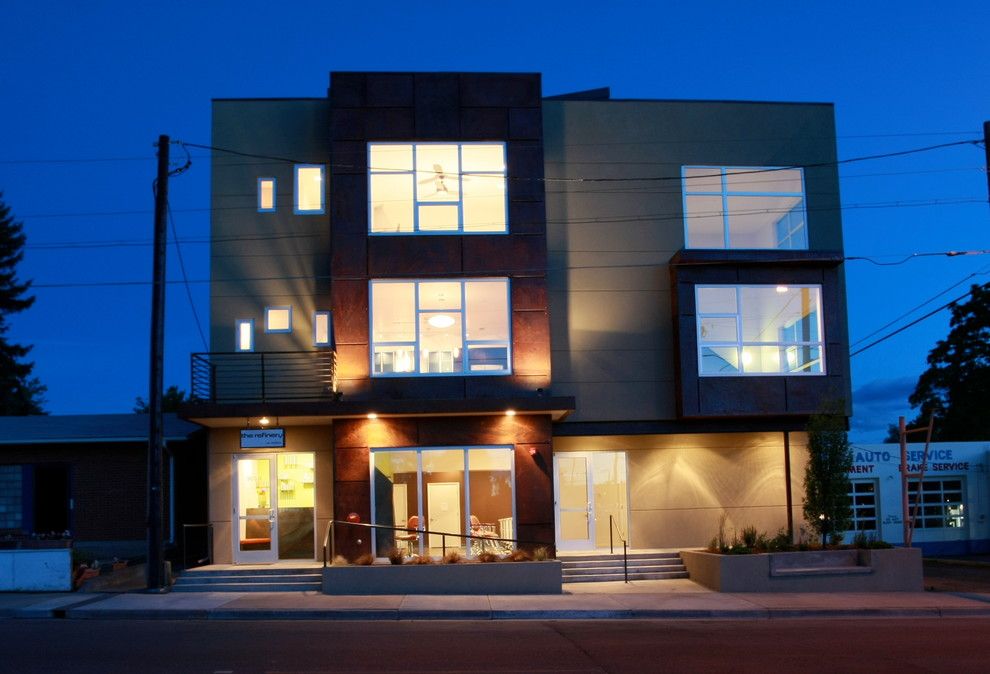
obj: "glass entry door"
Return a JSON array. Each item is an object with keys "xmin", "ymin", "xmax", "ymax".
[
  {"xmin": 234, "ymin": 454, "xmax": 278, "ymax": 563},
  {"xmin": 554, "ymin": 452, "xmax": 628, "ymax": 551}
]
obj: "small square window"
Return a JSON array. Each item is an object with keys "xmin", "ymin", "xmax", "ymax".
[
  {"xmin": 235, "ymin": 319, "xmax": 254, "ymax": 352},
  {"xmin": 258, "ymin": 178, "xmax": 276, "ymax": 212},
  {"xmin": 295, "ymin": 165, "xmax": 325, "ymax": 214},
  {"xmin": 265, "ymin": 306, "xmax": 292, "ymax": 333},
  {"xmin": 313, "ymin": 311, "xmax": 332, "ymax": 347}
]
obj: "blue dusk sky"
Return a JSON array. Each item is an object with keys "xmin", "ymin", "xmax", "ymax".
[{"xmin": 0, "ymin": 1, "xmax": 987, "ymax": 440}]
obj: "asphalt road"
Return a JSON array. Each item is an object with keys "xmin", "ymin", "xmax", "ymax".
[{"xmin": 3, "ymin": 618, "xmax": 990, "ymax": 673}]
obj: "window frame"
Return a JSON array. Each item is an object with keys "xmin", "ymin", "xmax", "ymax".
[
  {"xmin": 293, "ymin": 164, "xmax": 325, "ymax": 215},
  {"xmin": 235, "ymin": 318, "xmax": 254, "ymax": 353},
  {"xmin": 313, "ymin": 310, "xmax": 333, "ymax": 347},
  {"xmin": 257, "ymin": 177, "xmax": 276, "ymax": 212},
  {"xmin": 368, "ymin": 142, "xmax": 508, "ymax": 235},
  {"xmin": 681, "ymin": 165, "xmax": 808, "ymax": 250},
  {"xmin": 695, "ymin": 283, "xmax": 826, "ymax": 377},
  {"xmin": 907, "ymin": 478, "xmax": 966, "ymax": 530},
  {"xmin": 368, "ymin": 445, "xmax": 516, "ymax": 558},
  {"xmin": 848, "ymin": 479, "xmax": 879, "ymax": 532},
  {"xmin": 369, "ymin": 278, "xmax": 512, "ymax": 377},
  {"xmin": 264, "ymin": 306, "xmax": 292, "ymax": 334}
]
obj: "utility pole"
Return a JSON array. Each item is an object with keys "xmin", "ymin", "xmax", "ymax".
[{"xmin": 147, "ymin": 135, "xmax": 169, "ymax": 592}]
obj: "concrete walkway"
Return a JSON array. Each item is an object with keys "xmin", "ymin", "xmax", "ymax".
[{"xmin": 4, "ymin": 580, "xmax": 990, "ymax": 621}]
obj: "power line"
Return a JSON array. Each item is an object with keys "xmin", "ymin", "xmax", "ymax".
[{"xmin": 167, "ymin": 200, "xmax": 208, "ymax": 350}]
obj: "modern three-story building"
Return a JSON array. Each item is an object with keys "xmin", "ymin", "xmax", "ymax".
[{"xmin": 183, "ymin": 72, "xmax": 851, "ymax": 565}]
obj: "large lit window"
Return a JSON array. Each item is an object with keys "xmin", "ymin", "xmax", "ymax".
[
  {"xmin": 908, "ymin": 479, "xmax": 965, "ymax": 529},
  {"xmin": 849, "ymin": 480, "xmax": 879, "ymax": 532},
  {"xmin": 294, "ymin": 165, "xmax": 325, "ymax": 214},
  {"xmin": 371, "ymin": 279, "xmax": 510, "ymax": 376},
  {"xmin": 683, "ymin": 166, "xmax": 807, "ymax": 249},
  {"xmin": 371, "ymin": 446, "xmax": 514, "ymax": 558},
  {"xmin": 369, "ymin": 143, "xmax": 507, "ymax": 234},
  {"xmin": 697, "ymin": 285, "xmax": 824, "ymax": 375}
]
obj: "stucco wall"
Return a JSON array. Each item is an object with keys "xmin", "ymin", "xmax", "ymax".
[
  {"xmin": 555, "ymin": 431, "xmax": 809, "ymax": 549},
  {"xmin": 208, "ymin": 425, "xmax": 333, "ymax": 564}
]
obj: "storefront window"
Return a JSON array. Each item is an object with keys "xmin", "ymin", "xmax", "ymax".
[
  {"xmin": 908, "ymin": 479, "xmax": 965, "ymax": 529},
  {"xmin": 371, "ymin": 446, "xmax": 514, "ymax": 558},
  {"xmin": 849, "ymin": 480, "xmax": 878, "ymax": 531}
]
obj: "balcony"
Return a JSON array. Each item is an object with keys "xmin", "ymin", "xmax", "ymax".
[{"xmin": 190, "ymin": 351, "xmax": 337, "ymax": 404}]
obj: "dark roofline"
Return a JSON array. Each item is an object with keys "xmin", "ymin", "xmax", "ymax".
[
  {"xmin": 213, "ymin": 97, "xmax": 326, "ymax": 102},
  {"xmin": 544, "ymin": 96, "xmax": 834, "ymax": 108}
]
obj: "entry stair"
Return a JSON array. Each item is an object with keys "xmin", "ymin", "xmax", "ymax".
[
  {"xmin": 172, "ymin": 566, "xmax": 322, "ymax": 592},
  {"xmin": 560, "ymin": 551, "xmax": 689, "ymax": 583}
]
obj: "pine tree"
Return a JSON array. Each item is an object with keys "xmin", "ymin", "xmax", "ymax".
[
  {"xmin": 0, "ymin": 193, "xmax": 45, "ymax": 414},
  {"xmin": 901, "ymin": 283, "xmax": 990, "ymax": 441}
]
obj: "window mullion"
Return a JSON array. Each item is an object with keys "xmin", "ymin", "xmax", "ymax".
[
  {"xmin": 721, "ymin": 169, "xmax": 730, "ymax": 249},
  {"xmin": 460, "ymin": 281, "xmax": 468, "ymax": 374},
  {"xmin": 414, "ymin": 281, "xmax": 422, "ymax": 375}
]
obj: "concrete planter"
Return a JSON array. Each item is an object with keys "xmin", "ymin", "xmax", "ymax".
[
  {"xmin": 323, "ymin": 560, "xmax": 563, "ymax": 595},
  {"xmin": 0, "ymin": 548, "xmax": 73, "ymax": 591},
  {"xmin": 681, "ymin": 547, "xmax": 923, "ymax": 592}
]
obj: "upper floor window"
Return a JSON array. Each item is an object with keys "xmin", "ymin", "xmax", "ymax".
[
  {"xmin": 294, "ymin": 165, "xmax": 325, "ymax": 214},
  {"xmin": 682, "ymin": 166, "xmax": 807, "ymax": 250},
  {"xmin": 370, "ymin": 278, "xmax": 510, "ymax": 376},
  {"xmin": 265, "ymin": 306, "xmax": 292, "ymax": 333},
  {"xmin": 369, "ymin": 143, "xmax": 507, "ymax": 234},
  {"xmin": 258, "ymin": 178, "xmax": 276, "ymax": 212},
  {"xmin": 697, "ymin": 284, "xmax": 824, "ymax": 376},
  {"xmin": 313, "ymin": 311, "xmax": 332, "ymax": 347},
  {"xmin": 235, "ymin": 318, "xmax": 254, "ymax": 352}
]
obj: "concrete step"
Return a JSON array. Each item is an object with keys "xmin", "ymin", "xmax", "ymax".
[
  {"xmin": 561, "ymin": 558, "xmax": 682, "ymax": 569},
  {"xmin": 558, "ymin": 552, "xmax": 682, "ymax": 563},
  {"xmin": 176, "ymin": 573, "xmax": 322, "ymax": 585},
  {"xmin": 179, "ymin": 567, "xmax": 320, "ymax": 577},
  {"xmin": 172, "ymin": 581, "xmax": 322, "ymax": 592},
  {"xmin": 563, "ymin": 570, "xmax": 690, "ymax": 583},
  {"xmin": 563, "ymin": 563, "xmax": 686, "ymax": 576}
]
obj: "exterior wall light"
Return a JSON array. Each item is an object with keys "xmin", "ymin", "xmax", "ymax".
[
  {"xmin": 505, "ymin": 409, "xmax": 516, "ymax": 416},
  {"xmin": 367, "ymin": 412, "xmax": 378, "ymax": 420},
  {"xmin": 258, "ymin": 416, "xmax": 271, "ymax": 426}
]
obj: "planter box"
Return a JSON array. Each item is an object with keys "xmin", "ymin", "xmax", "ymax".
[
  {"xmin": 0, "ymin": 548, "xmax": 73, "ymax": 591},
  {"xmin": 323, "ymin": 560, "xmax": 562, "ymax": 595},
  {"xmin": 681, "ymin": 547, "xmax": 922, "ymax": 592}
]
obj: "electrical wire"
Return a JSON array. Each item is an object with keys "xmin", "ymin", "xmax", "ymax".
[{"xmin": 167, "ymin": 200, "xmax": 208, "ymax": 350}]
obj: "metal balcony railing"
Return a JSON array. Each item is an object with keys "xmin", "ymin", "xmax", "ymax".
[{"xmin": 190, "ymin": 350, "xmax": 337, "ymax": 404}]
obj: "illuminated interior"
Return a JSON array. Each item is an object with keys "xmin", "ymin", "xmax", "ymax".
[
  {"xmin": 371, "ymin": 279, "xmax": 510, "ymax": 375},
  {"xmin": 697, "ymin": 285, "xmax": 824, "ymax": 375},
  {"xmin": 235, "ymin": 319, "xmax": 253, "ymax": 352},
  {"xmin": 683, "ymin": 166, "xmax": 807, "ymax": 249},
  {"xmin": 235, "ymin": 453, "xmax": 316, "ymax": 560},
  {"xmin": 295, "ymin": 165, "xmax": 324, "ymax": 213},
  {"xmin": 369, "ymin": 142, "xmax": 507, "ymax": 233}
]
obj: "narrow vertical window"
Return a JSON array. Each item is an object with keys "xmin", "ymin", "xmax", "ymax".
[
  {"xmin": 258, "ymin": 178, "xmax": 276, "ymax": 212},
  {"xmin": 265, "ymin": 306, "xmax": 292, "ymax": 333},
  {"xmin": 235, "ymin": 319, "xmax": 254, "ymax": 352},
  {"xmin": 294, "ymin": 165, "xmax": 325, "ymax": 214},
  {"xmin": 313, "ymin": 311, "xmax": 332, "ymax": 347}
]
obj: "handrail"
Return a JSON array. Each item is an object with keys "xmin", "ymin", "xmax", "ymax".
[
  {"xmin": 322, "ymin": 519, "xmax": 550, "ymax": 567},
  {"xmin": 608, "ymin": 515, "xmax": 629, "ymax": 583},
  {"xmin": 181, "ymin": 523, "xmax": 213, "ymax": 570}
]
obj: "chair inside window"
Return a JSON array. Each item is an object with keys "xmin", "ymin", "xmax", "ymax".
[
  {"xmin": 470, "ymin": 515, "xmax": 500, "ymax": 554},
  {"xmin": 394, "ymin": 515, "xmax": 420, "ymax": 556}
]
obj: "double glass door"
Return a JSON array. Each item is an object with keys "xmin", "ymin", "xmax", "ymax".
[
  {"xmin": 554, "ymin": 451, "xmax": 628, "ymax": 551},
  {"xmin": 233, "ymin": 453, "xmax": 316, "ymax": 563}
]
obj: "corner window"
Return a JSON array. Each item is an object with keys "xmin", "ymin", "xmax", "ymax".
[
  {"xmin": 294, "ymin": 165, "xmax": 325, "ymax": 214},
  {"xmin": 235, "ymin": 319, "xmax": 254, "ymax": 352},
  {"xmin": 313, "ymin": 311, "xmax": 332, "ymax": 347},
  {"xmin": 258, "ymin": 178, "xmax": 276, "ymax": 212},
  {"xmin": 369, "ymin": 143, "xmax": 507, "ymax": 234},
  {"xmin": 908, "ymin": 479, "xmax": 965, "ymax": 529},
  {"xmin": 683, "ymin": 166, "xmax": 807, "ymax": 249},
  {"xmin": 265, "ymin": 306, "xmax": 292, "ymax": 333},
  {"xmin": 370, "ymin": 279, "xmax": 510, "ymax": 376},
  {"xmin": 697, "ymin": 285, "xmax": 824, "ymax": 375}
]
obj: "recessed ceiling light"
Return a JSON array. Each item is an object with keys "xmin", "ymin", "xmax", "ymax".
[
  {"xmin": 367, "ymin": 412, "xmax": 378, "ymax": 420},
  {"xmin": 776, "ymin": 286, "xmax": 789, "ymax": 293},
  {"xmin": 258, "ymin": 416, "xmax": 271, "ymax": 426}
]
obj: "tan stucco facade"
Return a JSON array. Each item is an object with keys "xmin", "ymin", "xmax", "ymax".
[
  {"xmin": 554, "ymin": 432, "xmax": 809, "ymax": 549},
  {"xmin": 208, "ymin": 425, "xmax": 333, "ymax": 564}
]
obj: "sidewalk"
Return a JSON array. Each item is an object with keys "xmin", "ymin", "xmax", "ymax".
[{"xmin": 4, "ymin": 580, "xmax": 990, "ymax": 621}]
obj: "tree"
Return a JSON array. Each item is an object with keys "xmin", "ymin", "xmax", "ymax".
[
  {"xmin": 0, "ymin": 193, "xmax": 45, "ymax": 414},
  {"xmin": 803, "ymin": 405, "xmax": 853, "ymax": 544},
  {"xmin": 897, "ymin": 283, "xmax": 990, "ymax": 441},
  {"xmin": 134, "ymin": 385, "xmax": 190, "ymax": 413}
]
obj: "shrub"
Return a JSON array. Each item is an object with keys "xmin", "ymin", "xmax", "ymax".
[
  {"xmin": 409, "ymin": 554, "xmax": 434, "ymax": 565},
  {"xmin": 332, "ymin": 555, "xmax": 349, "ymax": 566},
  {"xmin": 741, "ymin": 526, "xmax": 759, "ymax": 549},
  {"xmin": 506, "ymin": 549, "xmax": 533, "ymax": 562},
  {"xmin": 532, "ymin": 546, "xmax": 552, "ymax": 561},
  {"xmin": 386, "ymin": 548, "xmax": 404, "ymax": 565},
  {"xmin": 442, "ymin": 551, "xmax": 464, "ymax": 564},
  {"xmin": 354, "ymin": 553, "xmax": 375, "ymax": 566},
  {"xmin": 766, "ymin": 529, "xmax": 793, "ymax": 552},
  {"xmin": 477, "ymin": 551, "xmax": 499, "ymax": 563}
]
